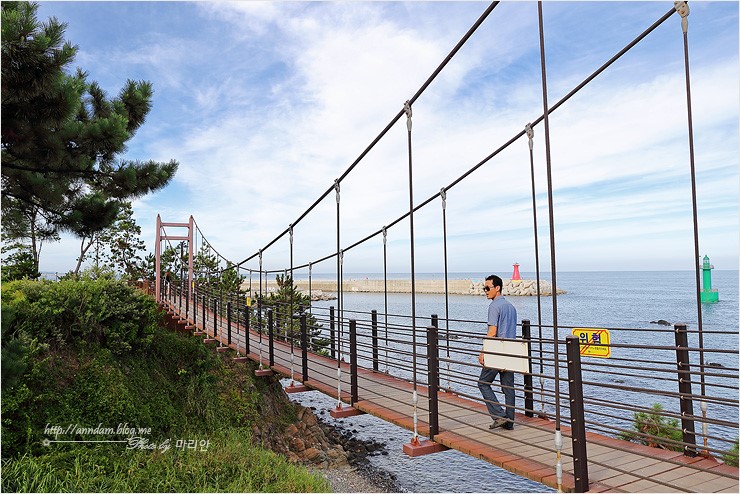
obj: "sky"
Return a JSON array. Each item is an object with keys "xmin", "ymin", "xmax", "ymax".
[{"xmin": 33, "ymin": 0, "xmax": 739, "ymax": 276}]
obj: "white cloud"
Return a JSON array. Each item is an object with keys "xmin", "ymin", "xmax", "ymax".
[{"xmin": 34, "ymin": 2, "xmax": 739, "ymax": 274}]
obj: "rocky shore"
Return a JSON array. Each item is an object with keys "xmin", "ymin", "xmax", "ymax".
[{"xmin": 252, "ymin": 379, "xmax": 400, "ymax": 492}]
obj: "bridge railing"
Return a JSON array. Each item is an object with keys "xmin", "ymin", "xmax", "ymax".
[{"xmin": 158, "ymin": 276, "xmax": 738, "ymax": 492}]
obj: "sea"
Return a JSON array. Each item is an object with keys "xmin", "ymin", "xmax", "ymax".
[{"xmin": 285, "ymin": 270, "xmax": 739, "ymax": 493}]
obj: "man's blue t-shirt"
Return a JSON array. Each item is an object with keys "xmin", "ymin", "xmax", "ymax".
[{"xmin": 488, "ymin": 296, "xmax": 517, "ymax": 339}]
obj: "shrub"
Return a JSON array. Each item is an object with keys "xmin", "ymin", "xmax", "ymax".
[
  {"xmin": 722, "ymin": 438, "xmax": 739, "ymax": 467},
  {"xmin": 619, "ymin": 403, "xmax": 683, "ymax": 451},
  {"xmin": 2, "ymin": 278, "xmax": 159, "ymax": 354}
]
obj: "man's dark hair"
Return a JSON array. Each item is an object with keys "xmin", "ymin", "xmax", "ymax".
[{"xmin": 486, "ymin": 274, "xmax": 503, "ymax": 288}]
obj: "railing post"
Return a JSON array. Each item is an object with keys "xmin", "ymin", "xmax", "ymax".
[
  {"xmin": 674, "ymin": 323, "xmax": 697, "ymax": 457},
  {"xmin": 202, "ymin": 294, "xmax": 207, "ymax": 332},
  {"xmin": 300, "ymin": 312, "xmax": 309, "ymax": 383},
  {"xmin": 565, "ymin": 335, "xmax": 589, "ymax": 493},
  {"xmin": 371, "ymin": 310, "xmax": 379, "ymax": 372},
  {"xmin": 349, "ymin": 319, "xmax": 358, "ymax": 405},
  {"xmin": 244, "ymin": 305, "xmax": 251, "ymax": 355},
  {"xmin": 329, "ymin": 305, "xmax": 336, "ymax": 360},
  {"xmin": 213, "ymin": 298, "xmax": 218, "ymax": 337},
  {"xmin": 185, "ymin": 281, "xmax": 190, "ymax": 319},
  {"xmin": 192, "ymin": 285, "xmax": 197, "ymax": 327},
  {"xmin": 427, "ymin": 324, "xmax": 440, "ymax": 440},
  {"xmin": 268, "ymin": 309, "xmax": 275, "ymax": 367},
  {"xmin": 227, "ymin": 302, "xmax": 232, "ymax": 346},
  {"xmin": 522, "ymin": 319, "xmax": 534, "ymax": 418}
]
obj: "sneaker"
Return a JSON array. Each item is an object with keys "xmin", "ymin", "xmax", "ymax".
[
  {"xmin": 489, "ymin": 417, "xmax": 507, "ymax": 430},
  {"xmin": 503, "ymin": 422, "xmax": 514, "ymax": 430}
]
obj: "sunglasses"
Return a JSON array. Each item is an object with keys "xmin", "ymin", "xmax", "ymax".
[{"xmin": 483, "ymin": 285, "xmax": 493, "ymax": 292}]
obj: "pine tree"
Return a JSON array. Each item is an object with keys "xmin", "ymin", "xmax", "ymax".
[
  {"xmin": 1, "ymin": 2, "xmax": 178, "ymax": 253},
  {"xmin": 258, "ymin": 274, "xmax": 329, "ymax": 355}
]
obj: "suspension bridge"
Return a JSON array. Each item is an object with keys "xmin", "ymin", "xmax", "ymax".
[{"xmin": 149, "ymin": 2, "xmax": 738, "ymax": 492}]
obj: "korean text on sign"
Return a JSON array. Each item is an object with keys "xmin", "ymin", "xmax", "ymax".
[{"xmin": 572, "ymin": 328, "xmax": 611, "ymax": 358}]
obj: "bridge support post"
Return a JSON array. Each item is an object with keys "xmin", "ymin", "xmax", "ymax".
[
  {"xmin": 522, "ymin": 319, "xmax": 534, "ymax": 418},
  {"xmin": 349, "ymin": 319, "xmax": 358, "ymax": 405},
  {"xmin": 427, "ymin": 324, "xmax": 439, "ymax": 440},
  {"xmin": 244, "ymin": 306, "xmax": 250, "ymax": 355},
  {"xmin": 674, "ymin": 323, "xmax": 697, "ymax": 457},
  {"xmin": 301, "ymin": 313, "xmax": 309, "ymax": 383},
  {"xmin": 192, "ymin": 284, "xmax": 197, "ymax": 328},
  {"xmin": 194, "ymin": 293, "xmax": 204, "ymax": 337},
  {"xmin": 227, "ymin": 302, "xmax": 232, "ymax": 345},
  {"xmin": 330, "ymin": 319, "xmax": 365, "ymax": 418},
  {"xmin": 565, "ymin": 336, "xmax": 589, "ymax": 492},
  {"xmin": 286, "ymin": 313, "xmax": 310, "ymax": 393},
  {"xmin": 213, "ymin": 298, "xmax": 218, "ymax": 338},
  {"xmin": 371, "ymin": 310, "xmax": 379, "ymax": 372},
  {"xmin": 402, "ymin": 320, "xmax": 448, "ymax": 458},
  {"xmin": 329, "ymin": 306, "xmax": 336, "ymax": 360},
  {"xmin": 268, "ymin": 309, "xmax": 275, "ymax": 367}
]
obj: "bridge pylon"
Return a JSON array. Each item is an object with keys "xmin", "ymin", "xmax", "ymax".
[{"xmin": 154, "ymin": 214, "xmax": 194, "ymax": 302}]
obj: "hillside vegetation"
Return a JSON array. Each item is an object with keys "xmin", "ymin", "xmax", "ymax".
[{"xmin": 1, "ymin": 277, "xmax": 329, "ymax": 492}]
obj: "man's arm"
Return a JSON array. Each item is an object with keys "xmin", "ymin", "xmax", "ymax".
[{"xmin": 479, "ymin": 324, "xmax": 498, "ymax": 365}]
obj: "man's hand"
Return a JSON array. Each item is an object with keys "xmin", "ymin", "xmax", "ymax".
[{"xmin": 478, "ymin": 351, "xmax": 485, "ymax": 366}]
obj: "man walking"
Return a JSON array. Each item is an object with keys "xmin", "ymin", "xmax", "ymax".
[{"xmin": 478, "ymin": 274, "xmax": 517, "ymax": 430}]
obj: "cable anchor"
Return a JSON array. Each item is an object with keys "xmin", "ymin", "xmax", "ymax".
[
  {"xmin": 382, "ymin": 226, "xmax": 387, "ymax": 245},
  {"xmin": 334, "ymin": 179, "xmax": 340, "ymax": 204},
  {"xmin": 440, "ymin": 187, "xmax": 447, "ymax": 210},
  {"xmin": 289, "ymin": 224, "xmax": 293, "ymax": 247},
  {"xmin": 525, "ymin": 123, "xmax": 534, "ymax": 151},
  {"xmin": 403, "ymin": 100, "xmax": 412, "ymax": 132},
  {"xmin": 674, "ymin": 1, "xmax": 689, "ymax": 33}
]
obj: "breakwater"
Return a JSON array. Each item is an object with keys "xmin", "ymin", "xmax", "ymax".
[{"xmin": 243, "ymin": 278, "xmax": 565, "ymax": 296}]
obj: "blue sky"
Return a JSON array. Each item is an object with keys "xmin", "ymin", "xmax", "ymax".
[{"xmin": 35, "ymin": 1, "xmax": 739, "ymax": 275}]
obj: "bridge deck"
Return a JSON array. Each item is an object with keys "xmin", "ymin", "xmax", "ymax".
[{"xmin": 163, "ymin": 301, "xmax": 739, "ymax": 493}]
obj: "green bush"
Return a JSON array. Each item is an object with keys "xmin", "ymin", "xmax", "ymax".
[
  {"xmin": 1, "ymin": 279, "xmax": 327, "ymax": 491},
  {"xmin": 722, "ymin": 438, "xmax": 739, "ymax": 467},
  {"xmin": 2, "ymin": 278, "xmax": 159, "ymax": 354},
  {"xmin": 619, "ymin": 403, "xmax": 684, "ymax": 451}
]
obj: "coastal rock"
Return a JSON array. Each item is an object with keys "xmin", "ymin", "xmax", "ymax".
[
  {"xmin": 471, "ymin": 279, "xmax": 566, "ymax": 296},
  {"xmin": 650, "ymin": 319, "xmax": 671, "ymax": 326}
]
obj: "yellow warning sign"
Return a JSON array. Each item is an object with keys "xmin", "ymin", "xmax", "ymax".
[
  {"xmin": 246, "ymin": 296, "xmax": 252, "ymax": 307},
  {"xmin": 572, "ymin": 328, "xmax": 611, "ymax": 358}
]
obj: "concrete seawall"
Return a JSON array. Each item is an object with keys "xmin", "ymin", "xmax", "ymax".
[{"xmin": 243, "ymin": 278, "xmax": 565, "ymax": 296}]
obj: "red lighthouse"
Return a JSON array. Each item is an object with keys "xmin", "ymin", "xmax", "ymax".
[{"xmin": 512, "ymin": 262, "xmax": 522, "ymax": 282}]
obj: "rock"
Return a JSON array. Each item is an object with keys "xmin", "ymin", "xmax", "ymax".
[
  {"xmin": 291, "ymin": 437, "xmax": 306, "ymax": 452},
  {"xmin": 650, "ymin": 319, "xmax": 671, "ymax": 326},
  {"xmin": 304, "ymin": 447, "xmax": 323, "ymax": 461}
]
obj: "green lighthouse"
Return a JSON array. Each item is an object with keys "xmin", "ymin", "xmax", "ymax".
[{"xmin": 700, "ymin": 255, "xmax": 719, "ymax": 303}]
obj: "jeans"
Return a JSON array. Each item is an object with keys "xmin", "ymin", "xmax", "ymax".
[{"xmin": 478, "ymin": 367, "xmax": 515, "ymax": 421}]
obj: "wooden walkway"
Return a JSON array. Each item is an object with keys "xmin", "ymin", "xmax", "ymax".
[{"xmin": 161, "ymin": 299, "xmax": 739, "ymax": 493}]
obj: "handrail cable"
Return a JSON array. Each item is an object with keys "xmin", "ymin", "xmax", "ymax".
[
  {"xmin": 231, "ymin": 1, "xmax": 501, "ymax": 269},
  {"xmin": 253, "ymin": 5, "xmax": 680, "ymax": 276}
]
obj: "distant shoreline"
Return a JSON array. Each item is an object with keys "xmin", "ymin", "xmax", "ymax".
[{"xmin": 242, "ymin": 278, "xmax": 566, "ymax": 297}]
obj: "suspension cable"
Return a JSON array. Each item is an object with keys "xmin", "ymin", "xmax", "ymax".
[
  {"xmin": 230, "ymin": 2, "xmax": 501, "ymax": 269},
  {"xmin": 382, "ymin": 226, "xmax": 389, "ymax": 373},
  {"xmin": 440, "ymin": 187, "xmax": 451, "ymax": 390},
  {"xmin": 536, "ymin": 2, "xmax": 563, "ymax": 491},
  {"xmin": 403, "ymin": 100, "xmax": 421, "ymax": 444},
  {"xmin": 676, "ymin": 0, "xmax": 708, "ymax": 453},
  {"xmin": 526, "ymin": 122, "xmax": 546, "ymax": 417}
]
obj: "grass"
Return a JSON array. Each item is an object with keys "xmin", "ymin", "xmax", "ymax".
[{"xmin": 2, "ymin": 428, "xmax": 329, "ymax": 492}]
